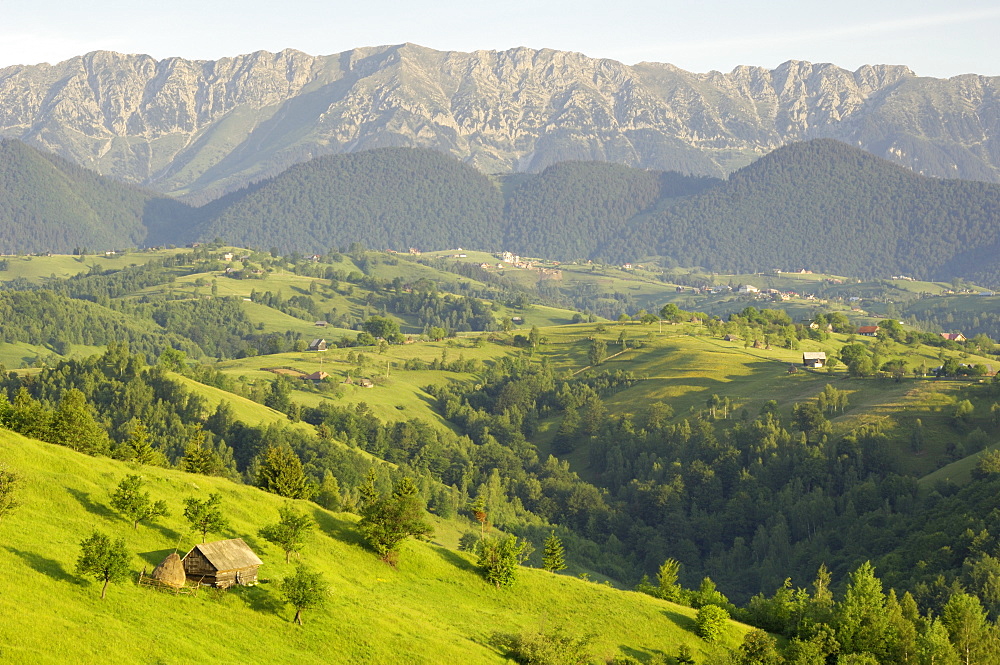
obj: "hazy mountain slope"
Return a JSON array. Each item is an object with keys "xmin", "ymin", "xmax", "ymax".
[
  {"xmin": 607, "ymin": 139, "xmax": 1000, "ymax": 280},
  {"xmin": 195, "ymin": 147, "xmax": 505, "ymax": 252},
  {"xmin": 1, "ymin": 45, "xmax": 999, "ymax": 201},
  {"xmin": 502, "ymin": 161, "xmax": 716, "ymax": 261},
  {"xmin": 0, "ymin": 140, "xmax": 193, "ymax": 252}
]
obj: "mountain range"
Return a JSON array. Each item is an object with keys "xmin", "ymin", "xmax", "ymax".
[
  {"xmin": 3, "ymin": 138, "xmax": 999, "ymax": 284},
  {"xmin": 2, "ymin": 44, "xmax": 1000, "ymax": 202}
]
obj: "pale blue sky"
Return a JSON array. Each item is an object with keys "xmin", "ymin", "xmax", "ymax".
[{"xmin": 1, "ymin": 0, "xmax": 998, "ymax": 78}]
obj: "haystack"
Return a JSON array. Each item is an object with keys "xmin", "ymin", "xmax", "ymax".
[{"xmin": 151, "ymin": 552, "xmax": 187, "ymax": 588}]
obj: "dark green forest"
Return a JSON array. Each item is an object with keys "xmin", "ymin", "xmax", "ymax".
[
  {"xmin": 197, "ymin": 148, "xmax": 506, "ymax": 252},
  {"xmin": 0, "ymin": 140, "xmax": 193, "ymax": 253},
  {"xmin": 3, "ymin": 140, "xmax": 999, "ymax": 286}
]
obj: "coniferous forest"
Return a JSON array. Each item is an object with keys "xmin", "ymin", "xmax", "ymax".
[{"xmin": 2, "ymin": 139, "xmax": 1000, "ymax": 284}]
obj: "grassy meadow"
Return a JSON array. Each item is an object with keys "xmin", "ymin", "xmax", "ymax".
[{"xmin": 0, "ymin": 431, "xmax": 752, "ymax": 664}]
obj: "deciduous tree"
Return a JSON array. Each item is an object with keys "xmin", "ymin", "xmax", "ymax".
[
  {"xmin": 75, "ymin": 531, "xmax": 130, "ymax": 598},
  {"xmin": 281, "ymin": 565, "xmax": 329, "ymax": 625},
  {"xmin": 110, "ymin": 474, "xmax": 168, "ymax": 530},
  {"xmin": 183, "ymin": 493, "xmax": 229, "ymax": 543},
  {"xmin": 0, "ymin": 464, "xmax": 20, "ymax": 524},
  {"xmin": 259, "ymin": 505, "xmax": 315, "ymax": 563},
  {"xmin": 358, "ymin": 475, "xmax": 432, "ymax": 563},
  {"xmin": 477, "ymin": 534, "xmax": 530, "ymax": 588}
]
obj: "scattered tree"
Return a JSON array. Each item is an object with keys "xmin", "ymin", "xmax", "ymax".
[
  {"xmin": 75, "ymin": 530, "xmax": 130, "ymax": 598},
  {"xmin": 256, "ymin": 445, "xmax": 315, "ymax": 499},
  {"xmin": 358, "ymin": 475, "xmax": 432, "ymax": 563},
  {"xmin": 541, "ymin": 531, "xmax": 567, "ymax": 573},
  {"xmin": 0, "ymin": 464, "xmax": 20, "ymax": 524},
  {"xmin": 695, "ymin": 603, "xmax": 729, "ymax": 642},
  {"xmin": 110, "ymin": 474, "xmax": 168, "ymax": 530},
  {"xmin": 588, "ymin": 338, "xmax": 607, "ymax": 366},
  {"xmin": 183, "ymin": 493, "xmax": 229, "ymax": 543},
  {"xmin": 259, "ymin": 505, "xmax": 315, "ymax": 563},
  {"xmin": 657, "ymin": 558, "xmax": 683, "ymax": 602},
  {"xmin": 477, "ymin": 534, "xmax": 530, "ymax": 588},
  {"xmin": 281, "ymin": 565, "xmax": 329, "ymax": 625},
  {"xmin": 180, "ymin": 428, "xmax": 224, "ymax": 476}
]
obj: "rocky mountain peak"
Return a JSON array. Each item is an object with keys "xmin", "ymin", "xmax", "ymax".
[{"xmin": 0, "ymin": 44, "xmax": 996, "ymax": 201}]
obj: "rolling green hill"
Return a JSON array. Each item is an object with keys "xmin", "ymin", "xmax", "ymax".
[
  {"xmin": 0, "ymin": 430, "xmax": 750, "ymax": 664},
  {"xmin": 607, "ymin": 139, "xmax": 1000, "ymax": 281},
  {"xmin": 0, "ymin": 140, "xmax": 194, "ymax": 254},
  {"xmin": 195, "ymin": 148, "xmax": 505, "ymax": 253}
]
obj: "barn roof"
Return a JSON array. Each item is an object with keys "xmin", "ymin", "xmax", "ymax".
[
  {"xmin": 802, "ymin": 352, "xmax": 827, "ymax": 360},
  {"xmin": 187, "ymin": 538, "xmax": 262, "ymax": 571}
]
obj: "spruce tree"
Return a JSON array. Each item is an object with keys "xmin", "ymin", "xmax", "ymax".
[{"xmin": 541, "ymin": 531, "xmax": 567, "ymax": 573}]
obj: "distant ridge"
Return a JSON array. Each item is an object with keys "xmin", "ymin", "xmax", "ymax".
[
  {"xmin": 2, "ymin": 139, "xmax": 998, "ymax": 284},
  {"xmin": 0, "ymin": 140, "xmax": 192, "ymax": 253},
  {"xmin": 1, "ymin": 44, "xmax": 999, "ymax": 201}
]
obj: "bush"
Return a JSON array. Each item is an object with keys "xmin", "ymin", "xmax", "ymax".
[
  {"xmin": 492, "ymin": 627, "xmax": 593, "ymax": 665},
  {"xmin": 696, "ymin": 604, "xmax": 730, "ymax": 642}
]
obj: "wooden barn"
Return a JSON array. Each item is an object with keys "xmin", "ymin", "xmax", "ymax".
[
  {"xmin": 182, "ymin": 538, "xmax": 263, "ymax": 588},
  {"xmin": 802, "ymin": 351, "xmax": 827, "ymax": 368}
]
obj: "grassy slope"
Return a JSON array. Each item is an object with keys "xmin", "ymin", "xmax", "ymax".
[
  {"xmin": 533, "ymin": 323, "xmax": 995, "ymax": 480},
  {"xmin": 0, "ymin": 431, "xmax": 751, "ymax": 663}
]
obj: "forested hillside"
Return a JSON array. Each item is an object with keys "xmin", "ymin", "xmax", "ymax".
[
  {"xmin": 0, "ymin": 140, "xmax": 193, "ymax": 253},
  {"xmin": 3, "ymin": 139, "xmax": 1000, "ymax": 285},
  {"xmin": 606, "ymin": 139, "xmax": 1000, "ymax": 280},
  {"xmin": 196, "ymin": 148, "xmax": 505, "ymax": 252},
  {"xmin": 502, "ymin": 161, "xmax": 714, "ymax": 261}
]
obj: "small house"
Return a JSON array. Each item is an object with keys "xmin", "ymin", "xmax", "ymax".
[
  {"xmin": 359, "ymin": 378, "xmax": 374, "ymax": 388},
  {"xmin": 308, "ymin": 339, "xmax": 328, "ymax": 351},
  {"xmin": 182, "ymin": 538, "xmax": 262, "ymax": 588},
  {"xmin": 314, "ymin": 321, "xmax": 328, "ymax": 327},
  {"xmin": 857, "ymin": 326, "xmax": 880, "ymax": 337},
  {"xmin": 723, "ymin": 334, "xmax": 739, "ymax": 342},
  {"xmin": 940, "ymin": 332, "xmax": 967, "ymax": 342},
  {"xmin": 222, "ymin": 252, "xmax": 234, "ymax": 261},
  {"xmin": 739, "ymin": 284, "xmax": 759, "ymax": 294},
  {"xmin": 802, "ymin": 351, "xmax": 827, "ymax": 368},
  {"xmin": 305, "ymin": 371, "xmax": 329, "ymax": 382}
]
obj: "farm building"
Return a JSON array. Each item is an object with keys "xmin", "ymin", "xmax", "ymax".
[
  {"xmin": 940, "ymin": 332, "xmax": 967, "ymax": 342},
  {"xmin": 857, "ymin": 326, "xmax": 880, "ymax": 337},
  {"xmin": 308, "ymin": 339, "xmax": 328, "ymax": 351},
  {"xmin": 182, "ymin": 538, "xmax": 262, "ymax": 588},
  {"xmin": 802, "ymin": 352, "xmax": 827, "ymax": 368},
  {"xmin": 723, "ymin": 334, "xmax": 739, "ymax": 342},
  {"xmin": 304, "ymin": 371, "xmax": 329, "ymax": 381}
]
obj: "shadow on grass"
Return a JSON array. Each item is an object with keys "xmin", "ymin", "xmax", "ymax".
[
  {"xmin": 311, "ymin": 508, "xmax": 366, "ymax": 548},
  {"xmin": 619, "ymin": 644, "xmax": 669, "ymax": 663},
  {"xmin": 663, "ymin": 608, "xmax": 697, "ymax": 634},
  {"xmin": 233, "ymin": 582, "xmax": 286, "ymax": 617},
  {"xmin": 434, "ymin": 545, "xmax": 477, "ymax": 574},
  {"xmin": 66, "ymin": 487, "xmax": 117, "ymax": 521},
  {"xmin": 138, "ymin": 548, "xmax": 176, "ymax": 569},
  {"xmin": 5, "ymin": 546, "xmax": 76, "ymax": 583},
  {"xmin": 148, "ymin": 521, "xmax": 183, "ymax": 544}
]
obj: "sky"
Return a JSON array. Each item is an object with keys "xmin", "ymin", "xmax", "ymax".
[{"xmin": 1, "ymin": 0, "xmax": 998, "ymax": 78}]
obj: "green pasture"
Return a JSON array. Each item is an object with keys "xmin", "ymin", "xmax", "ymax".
[
  {"xmin": 0, "ymin": 250, "xmax": 181, "ymax": 283},
  {"xmin": 0, "ymin": 431, "xmax": 752, "ymax": 664}
]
